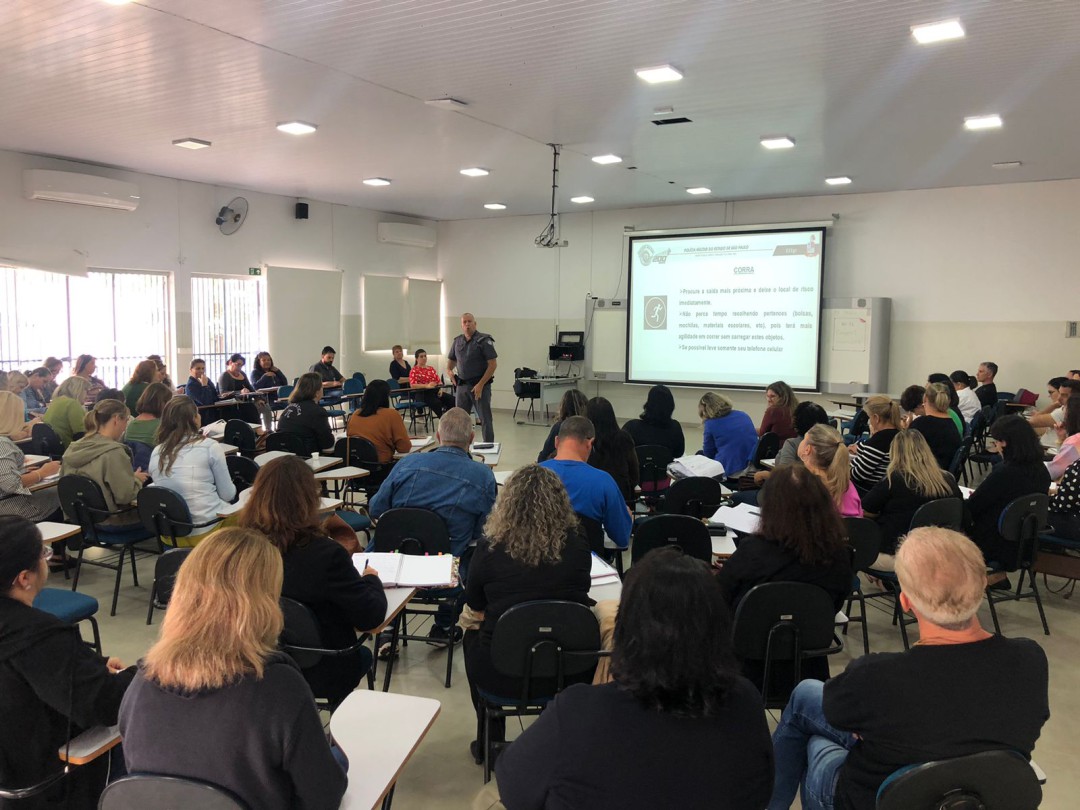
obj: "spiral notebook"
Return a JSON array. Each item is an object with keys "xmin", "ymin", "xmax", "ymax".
[{"xmin": 352, "ymin": 552, "xmax": 454, "ymax": 588}]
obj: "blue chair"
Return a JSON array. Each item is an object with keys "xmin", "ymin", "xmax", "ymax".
[
  {"xmin": 32, "ymin": 588, "xmax": 101, "ymax": 653},
  {"xmin": 387, "ymin": 378, "xmax": 428, "ymax": 433},
  {"xmin": 271, "ymin": 384, "xmax": 294, "ymax": 423},
  {"xmin": 57, "ymin": 475, "xmax": 153, "ymax": 617},
  {"xmin": 342, "ymin": 377, "xmax": 365, "ymax": 412},
  {"xmin": 876, "ymin": 750, "xmax": 1041, "ymax": 810},
  {"xmin": 319, "ymin": 388, "xmax": 347, "ymax": 430}
]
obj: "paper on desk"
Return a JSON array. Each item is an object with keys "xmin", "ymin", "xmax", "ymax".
[
  {"xmin": 709, "ymin": 503, "xmax": 761, "ymax": 535},
  {"xmin": 668, "ymin": 454, "xmax": 725, "ymax": 479},
  {"xmin": 411, "ymin": 436, "xmax": 435, "ymax": 449},
  {"xmin": 200, "ymin": 420, "xmax": 227, "ymax": 438},
  {"xmin": 352, "ymin": 553, "xmax": 454, "ymax": 588},
  {"xmin": 21, "ymin": 454, "xmax": 50, "ymax": 467}
]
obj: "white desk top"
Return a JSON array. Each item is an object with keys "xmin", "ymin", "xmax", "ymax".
[
  {"xmin": 331, "ymin": 690, "xmax": 441, "ymax": 810},
  {"xmin": 712, "ymin": 534, "xmax": 737, "ymax": 556},
  {"xmin": 21, "ymin": 454, "xmax": 50, "ymax": 467},
  {"xmin": 366, "ymin": 587, "xmax": 415, "ymax": 634},
  {"xmin": 38, "ymin": 521, "xmax": 82, "ymax": 543},
  {"xmin": 494, "ymin": 469, "xmax": 514, "ymax": 486},
  {"xmin": 218, "ymin": 493, "xmax": 343, "ymax": 517},
  {"xmin": 589, "ymin": 580, "xmax": 622, "ymax": 603},
  {"xmin": 219, "ymin": 443, "xmax": 239, "ymax": 456},
  {"xmin": 759, "ymin": 458, "xmax": 776, "ymax": 470},
  {"xmin": 307, "ymin": 455, "xmax": 342, "ymax": 472},
  {"xmin": 314, "ymin": 465, "xmax": 369, "ymax": 481}
]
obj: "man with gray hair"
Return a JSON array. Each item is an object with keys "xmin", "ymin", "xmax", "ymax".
[
  {"xmin": 767, "ymin": 527, "xmax": 1049, "ymax": 810},
  {"xmin": 369, "ymin": 408, "xmax": 497, "ymax": 643}
]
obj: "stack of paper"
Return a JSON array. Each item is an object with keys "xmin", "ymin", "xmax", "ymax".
[
  {"xmin": 668, "ymin": 454, "xmax": 725, "ymax": 480},
  {"xmin": 200, "ymin": 420, "xmax": 227, "ymax": 439},
  {"xmin": 352, "ymin": 552, "xmax": 455, "ymax": 588},
  {"xmin": 590, "ymin": 554, "xmax": 621, "ymax": 588},
  {"xmin": 708, "ymin": 502, "xmax": 761, "ymax": 535},
  {"xmin": 411, "ymin": 436, "xmax": 435, "ymax": 450}
]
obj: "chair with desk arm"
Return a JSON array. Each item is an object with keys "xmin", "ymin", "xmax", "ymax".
[
  {"xmin": 99, "ymin": 774, "xmax": 250, "ymax": 810},
  {"xmin": 264, "ymin": 431, "xmax": 308, "ymax": 457},
  {"xmin": 985, "ymin": 493, "xmax": 1050, "ymax": 636},
  {"xmin": 663, "ymin": 476, "xmax": 724, "ymax": 519},
  {"xmin": 512, "ymin": 369, "xmax": 540, "ymax": 421},
  {"xmin": 387, "ymin": 378, "xmax": 429, "ymax": 434},
  {"xmin": 225, "ymin": 454, "xmax": 259, "ymax": 494},
  {"xmin": 875, "ymin": 749, "xmax": 1041, "ymax": 810},
  {"xmin": 223, "ymin": 419, "xmax": 258, "ymax": 458},
  {"xmin": 841, "ymin": 517, "xmax": 883, "ymax": 656},
  {"xmin": 31, "ymin": 422, "xmax": 64, "ymax": 460},
  {"xmin": 32, "ymin": 588, "xmax": 102, "ymax": 654},
  {"xmin": 630, "ymin": 514, "xmax": 711, "ymax": 566},
  {"xmin": 335, "ymin": 436, "xmax": 393, "ymax": 503},
  {"xmin": 635, "ymin": 445, "xmax": 674, "ymax": 504},
  {"xmin": 752, "ymin": 431, "xmax": 781, "ymax": 468}
]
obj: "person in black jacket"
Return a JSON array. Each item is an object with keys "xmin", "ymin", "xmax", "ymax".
[
  {"xmin": 238, "ymin": 455, "xmax": 386, "ymax": 707},
  {"xmin": 252, "ymin": 352, "xmax": 289, "ymax": 391},
  {"xmin": 496, "ymin": 548, "xmax": 774, "ymax": 810},
  {"xmin": 275, "ymin": 372, "xmax": 336, "ymax": 456},
  {"xmin": 464, "ymin": 464, "xmax": 592, "ymax": 764},
  {"xmin": 119, "ymin": 528, "xmax": 347, "ymax": 810},
  {"xmin": 622, "ymin": 383, "xmax": 685, "ymax": 458},
  {"xmin": 585, "ymin": 397, "xmax": 639, "ymax": 501},
  {"xmin": 967, "ymin": 415, "xmax": 1051, "ymax": 565},
  {"xmin": 0, "ymin": 517, "xmax": 134, "ymax": 809}
]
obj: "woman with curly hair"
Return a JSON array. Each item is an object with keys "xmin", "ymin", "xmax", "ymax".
[{"xmin": 463, "ymin": 464, "xmax": 592, "ymax": 765}]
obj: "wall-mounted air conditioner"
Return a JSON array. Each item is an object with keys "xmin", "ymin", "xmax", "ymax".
[
  {"xmin": 377, "ymin": 221, "xmax": 436, "ymax": 249},
  {"xmin": 23, "ymin": 169, "xmax": 141, "ymax": 211}
]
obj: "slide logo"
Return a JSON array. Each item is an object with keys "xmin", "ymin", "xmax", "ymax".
[
  {"xmin": 644, "ymin": 296, "xmax": 667, "ymax": 329},
  {"xmin": 637, "ymin": 244, "xmax": 671, "ymax": 266}
]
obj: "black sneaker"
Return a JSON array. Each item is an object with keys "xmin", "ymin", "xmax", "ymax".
[
  {"xmin": 376, "ymin": 631, "xmax": 398, "ymax": 660},
  {"xmin": 426, "ymin": 625, "xmax": 463, "ymax": 648}
]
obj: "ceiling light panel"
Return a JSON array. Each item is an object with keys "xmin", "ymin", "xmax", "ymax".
[
  {"xmin": 591, "ymin": 154, "xmax": 623, "ymax": 165},
  {"xmin": 362, "ymin": 177, "xmax": 391, "ymax": 186},
  {"xmin": 911, "ymin": 19, "xmax": 965, "ymax": 44},
  {"xmin": 460, "ymin": 168, "xmax": 489, "ymax": 177},
  {"xmin": 276, "ymin": 121, "xmax": 318, "ymax": 135},
  {"xmin": 686, "ymin": 187, "xmax": 711, "ymax": 195},
  {"xmin": 964, "ymin": 114, "xmax": 1003, "ymax": 130},
  {"xmin": 484, "ymin": 203, "xmax": 506, "ymax": 210},
  {"xmin": 825, "ymin": 176, "xmax": 852, "ymax": 185},
  {"xmin": 761, "ymin": 136, "xmax": 795, "ymax": 149},
  {"xmin": 570, "ymin": 196, "xmax": 594, "ymax": 204},
  {"xmin": 172, "ymin": 138, "xmax": 211, "ymax": 150},
  {"xmin": 635, "ymin": 64, "xmax": 683, "ymax": 83}
]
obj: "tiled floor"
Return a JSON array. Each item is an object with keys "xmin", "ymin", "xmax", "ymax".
[{"xmin": 66, "ymin": 412, "xmax": 1077, "ymax": 809}]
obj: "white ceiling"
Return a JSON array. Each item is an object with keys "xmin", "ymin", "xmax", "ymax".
[{"xmin": 3, "ymin": 0, "xmax": 1079, "ymax": 220}]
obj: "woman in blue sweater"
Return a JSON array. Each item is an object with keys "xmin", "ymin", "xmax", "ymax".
[{"xmin": 699, "ymin": 392, "xmax": 757, "ymax": 477}]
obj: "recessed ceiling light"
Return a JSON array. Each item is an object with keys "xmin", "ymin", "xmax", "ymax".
[
  {"xmin": 911, "ymin": 19, "xmax": 965, "ymax": 44},
  {"xmin": 686, "ymin": 187, "xmax": 711, "ymax": 195},
  {"xmin": 460, "ymin": 168, "xmax": 490, "ymax": 177},
  {"xmin": 992, "ymin": 161, "xmax": 1022, "ymax": 169},
  {"xmin": 172, "ymin": 138, "xmax": 211, "ymax": 150},
  {"xmin": 635, "ymin": 64, "xmax": 683, "ymax": 84},
  {"xmin": 591, "ymin": 154, "xmax": 623, "ymax": 165},
  {"xmin": 484, "ymin": 203, "xmax": 507, "ymax": 210},
  {"xmin": 570, "ymin": 196, "xmax": 594, "ymax": 204},
  {"xmin": 825, "ymin": 176, "xmax": 852, "ymax": 185},
  {"xmin": 653, "ymin": 106, "xmax": 675, "ymax": 116},
  {"xmin": 761, "ymin": 136, "xmax": 795, "ymax": 149},
  {"xmin": 964, "ymin": 114, "xmax": 1002, "ymax": 130},
  {"xmin": 276, "ymin": 121, "xmax": 318, "ymax": 135},
  {"xmin": 363, "ymin": 178, "xmax": 391, "ymax": 186}
]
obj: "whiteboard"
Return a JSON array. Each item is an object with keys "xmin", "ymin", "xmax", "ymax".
[
  {"xmin": 585, "ymin": 298, "xmax": 628, "ymax": 381},
  {"xmin": 819, "ymin": 298, "xmax": 891, "ymax": 394}
]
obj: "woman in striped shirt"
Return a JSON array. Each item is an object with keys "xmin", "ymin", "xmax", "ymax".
[{"xmin": 849, "ymin": 396, "xmax": 901, "ymax": 495}]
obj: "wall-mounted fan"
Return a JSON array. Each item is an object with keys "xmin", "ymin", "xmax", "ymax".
[{"xmin": 215, "ymin": 197, "xmax": 249, "ymax": 235}]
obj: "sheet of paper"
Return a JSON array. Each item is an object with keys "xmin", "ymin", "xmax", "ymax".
[{"xmin": 708, "ymin": 503, "xmax": 761, "ymax": 535}]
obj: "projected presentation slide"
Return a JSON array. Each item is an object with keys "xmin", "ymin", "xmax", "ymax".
[{"xmin": 627, "ymin": 228, "xmax": 825, "ymax": 390}]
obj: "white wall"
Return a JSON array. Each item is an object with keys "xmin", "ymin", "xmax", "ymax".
[
  {"xmin": 437, "ymin": 180, "xmax": 1080, "ymax": 425},
  {"xmin": 0, "ymin": 148, "xmax": 437, "ymax": 382}
]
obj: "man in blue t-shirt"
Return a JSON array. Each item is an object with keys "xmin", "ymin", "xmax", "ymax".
[{"xmin": 540, "ymin": 416, "xmax": 633, "ymax": 548}]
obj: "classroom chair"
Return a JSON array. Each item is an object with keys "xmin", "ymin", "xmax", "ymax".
[
  {"xmin": 145, "ymin": 547, "xmax": 193, "ymax": 625},
  {"xmin": 630, "ymin": 514, "xmax": 711, "ymax": 566},
  {"xmin": 100, "ymin": 774, "xmax": 249, "ymax": 810},
  {"xmin": 841, "ymin": 517, "xmax": 883, "ymax": 655},
  {"xmin": 876, "ymin": 750, "xmax": 1041, "ymax": 810},
  {"xmin": 985, "ymin": 494, "xmax": 1050, "ymax": 636},
  {"xmin": 33, "ymin": 588, "xmax": 102, "ymax": 653}
]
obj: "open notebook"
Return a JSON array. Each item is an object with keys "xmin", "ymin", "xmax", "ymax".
[
  {"xmin": 590, "ymin": 554, "xmax": 621, "ymax": 588},
  {"xmin": 352, "ymin": 552, "xmax": 454, "ymax": 588}
]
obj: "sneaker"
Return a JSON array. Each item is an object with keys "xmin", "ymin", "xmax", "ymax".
[
  {"xmin": 426, "ymin": 625, "xmax": 463, "ymax": 648},
  {"xmin": 376, "ymin": 631, "xmax": 398, "ymax": 661}
]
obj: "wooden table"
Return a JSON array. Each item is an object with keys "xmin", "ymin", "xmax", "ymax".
[{"xmin": 330, "ymin": 690, "xmax": 441, "ymax": 810}]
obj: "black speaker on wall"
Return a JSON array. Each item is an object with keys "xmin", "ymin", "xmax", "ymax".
[{"xmin": 295, "ymin": 202, "xmax": 309, "ymax": 220}]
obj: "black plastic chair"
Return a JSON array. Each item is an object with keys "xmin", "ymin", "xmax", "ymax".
[
  {"xmin": 336, "ymin": 436, "xmax": 393, "ymax": 500},
  {"xmin": 279, "ymin": 596, "xmax": 374, "ymax": 710},
  {"xmin": 732, "ymin": 582, "xmax": 842, "ymax": 709},
  {"xmin": 842, "ymin": 517, "xmax": 883, "ymax": 655},
  {"xmin": 372, "ymin": 507, "xmax": 457, "ymax": 688},
  {"xmin": 265, "ymin": 431, "xmax": 309, "ymax": 457},
  {"xmin": 137, "ymin": 486, "xmax": 219, "ymax": 551},
  {"xmin": 664, "ymin": 476, "xmax": 724, "ymax": 519},
  {"xmin": 752, "ymin": 431, "xmax": 781, "ymax": 467},
  {"xmin": 225, "ymin": 454, "xmax": 260, "ymax": 493},
  {"xmin": 479, "ymin": 600, "xmax": 602, "ymax": 783},
  {"xmin": 574, "ymin": 512, "xmax": 624, "ymax": 574},
  {"xmin": 223, "ymin": 419, "xmax": 258, "ymax": 457},
  {"xmin": 630, "ymin": 514, "xmax": 712, "ymax": 565},
  {"xmin": 636, "ymin": 445, "xmax": 674, "ymax": 499},
  {"xmin": 512, "ymin": 369, "xmax": 540, "ymax": 421},
  {"xmin": 986, "ymin": 494, "xmax": 1050, "ymax": 636},
  {"xmin": 949, "ymin": 435, "xmax": 974, "ymax": 485},
  {"xmin": 31, "ymin": 422, "xmax": 64, "ymax": 459},
  {"xmin": 876, "ymin": 749, "xmax": 1041, "ymax": 810},
  {"xmin": 145, "ymin": 547, "xmax": 193, "ymax": 625},
  {"xmin": 100, "ymin": 774, "xmax": 250, "ymax": 810},
  {"xmin": 57, "ymin": 474, "xmax": 152, "ymax": 616}
]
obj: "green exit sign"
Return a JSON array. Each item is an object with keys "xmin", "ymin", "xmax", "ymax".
[{"xmin": 248, "ymin": 267, "xmax": 262, "ymax": 276}]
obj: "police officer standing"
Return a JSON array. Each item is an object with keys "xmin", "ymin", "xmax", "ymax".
[{"xmin": 446, "ymin": 312, "xmax": 498, "ymax": 442}]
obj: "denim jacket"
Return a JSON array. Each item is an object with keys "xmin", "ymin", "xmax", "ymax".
[{"xmin": 369, "ymin": 446, "xmax": 496, "ymax": 557}]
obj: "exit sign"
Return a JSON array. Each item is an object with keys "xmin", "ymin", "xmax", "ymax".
[{"xmin": 248, "ymin": 267, "xmax": 262, "ymax": 276}]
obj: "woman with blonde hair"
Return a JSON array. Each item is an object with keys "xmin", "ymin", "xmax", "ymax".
[
  {"xmin": 910, "ymin": 382, "xmax": 962, "ymax": 470},
  {"xmin": 0, "ymin": 386, "xmax": 39, "ymax": 443},
  {"xmin": 119, "ymin": 528, "xmax": 347, "ymax": 809},
  {"xmin": 798, "ymin": 423, "xmax": 862, "ymax": 516},
  {"xmin": 0, "ymin": 392, "xmax": 63, "ymax": 528},
  {"xmin": 463, "ymin": 464, "xmax": 593, "ymax": 764},
  {"xmin": 239, "ymin": 455, "xmax": 385, "ymax": 706},
  {"xmin": 42, "ymin": 374, "xmax": 92, "ymax": 448},
  {"xmin": 147, "ymin": 396, "xmax": 235, "ymax": 545},
  {"xmin": 849, "ymin": 396, "xmax": 902, "ymax": 494},
  {"xmin": 862, "ymin": 429, "xmax": 961, "ymax": 568},
  {"xmin": 759, "ymin": 380, "xmax": 799, "ymax": 440},
  {"xmin": 699, "ymin": 391, "xmax": 757, "ymax": 477}
]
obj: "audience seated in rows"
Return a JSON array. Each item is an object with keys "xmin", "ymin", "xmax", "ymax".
[
  {"xmin": 496, "ymin": 548, "xmax": 775, "ymax": 810},
  {"xmin": 741, "ymin": 402, "xmax": 831, "ymax": 501},
  {"xmin": 848, "ymin": 396, "xmax": 901, "ymax": 495},
  {"xmin": 927, "ymin": 372, "xmax": 966, "ymax": 435},
  {"xmin": 967, "ymin": 415, "xmax": 1051, "ymax": 566},
  {"xmin": 0, "ymin": 394, "xmax": 62, "ymax": 529},
  {"xmin": 975, "ymin": 360, "xmax": 999, "ymax": 408},
  {"xmin": 0, "ymin": 387, "xmax": 39, "ymax": 447},
  {"xmin": 123, "ymin": 382, "xmax": 171, "ymax": 449},
  {"xmin": 909, "ymin": 383, "xmax": 962, "ymax": 469},
  {"xmin": 1049, "ymin": 455, "xmax": 1080, "ymax": 541},
  {"xmin": 218, "ymin": 353, "xmax": 268, "ymax": 427},
  {"xmin": 146, "ymin": 355, "xmax": 173, "ymax": 391},
  {"xmin": 1029, "ymin": 379, "xmax": 1080, "ymax": 429},
  {"xmin": 540, "ymin": 416, "xmax": 632, "ymax": 550},
  {"xmin": 346, "ymin": 379, "xmax": 411, "ymax": 463},
  {"xmin": 409, "ymin": 348, "xmax": 455, "ymax": 416},
  {"xmin": 252, "ymin": 351, "xmax": 288, "ymax": 390},
  {"xmin": 898, "ymin": 384, "xmax": 924, "ymax": 428},
  {"xmin": 276, "ymin": 372, "xmax": 335, "ymax": 456},
  {"xmin": 798, "ymin": 424, "xmax": 862, "ymax": 517},
  {"xmin": 861, "ymin": 430, "xmax": 961, "ymax": 569},
  {"xmin": 536, "ymin": 389, "xmax": 587, "ymax": 463},
  {"xmin": 119, "ymin": 528, "xmax": 348, "ymax": 810},
  {"xmin": 61, "ymin": 399, "xmax": 148, "ymax": 531},
  {"xmin": 622, "ymin": 383, "xmax": 685, "ymax": 460},
  {"xmin": 951, "ymin": 369, "xmax": 982, "ymax": 422},
  {"xmin": 237, "ymin": 455, "xmax": 386, "ymax": 707},
  {"xmin": 463, "ymin": 464, "xmax": 593, "ymax": 764},
  {"xmin": 42, "ymin": 376, "xmax": 92, "ymax": 449},
  {"xmin": 585, "ymin": 396, "xmax": 639, "ymax": 501},
  {"xmin": 147, "ymin": 397, "xmax": 235, "ymax": 545},
  {"xmin": 121, "ymin": 359, "xmax": 161, "ymax": 416},
  {"xmin": 699, "ymin": 391, "xmax": 757, "ymax": 477},
  {"xmin": 758, "ymin": 380, "xmax": 799, "ymax": 441},
  {"xmin": 0, "ymin": 517, "xmax": 135, "ymax": 809},
  {"xmin": 768, "ymin": 526, "xmax": 1048, "ymax": 810}
]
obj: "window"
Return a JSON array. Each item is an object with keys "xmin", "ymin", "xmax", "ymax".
[
  {"xmin": 0, "ymin": 266, "xmax": 170, "ymax": 389},
  {"xmin": 191, "ymin": 275, "xmax": 266, "ymax": 380}
]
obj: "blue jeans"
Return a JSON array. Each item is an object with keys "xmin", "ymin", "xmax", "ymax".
[{"xmin": 769, "ymin": 680, "xmax": 855, "ymax": 810}]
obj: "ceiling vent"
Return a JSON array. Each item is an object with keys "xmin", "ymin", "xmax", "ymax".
[
  {"xmin": 652, "ymin": 117, "xmax": 693, "ymax": 126},
  {"xmin": 23, "ymin": 169, "xmax": 140, "ymax": 211}
]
